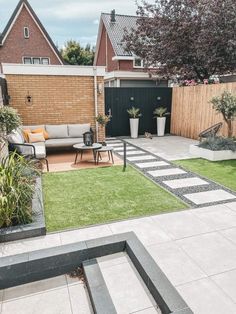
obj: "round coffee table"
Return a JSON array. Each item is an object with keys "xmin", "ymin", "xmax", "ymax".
[{"xmin": 73, "ymin": 143, "xmax": 102, "ymax": 165}]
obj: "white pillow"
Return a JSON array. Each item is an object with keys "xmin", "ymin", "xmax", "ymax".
[
  {"xmin": 7, "ymin": 130, "xmax": 24, "ymax": 144},
  {"xmin": 28, "ymin": 132, "xmax": 45, "ymax": 143}
]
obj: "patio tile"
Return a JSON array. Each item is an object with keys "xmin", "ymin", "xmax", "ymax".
[
  {"xmin": 97, "ymin": 252, "xmax": 128, "ymax": 270},
  {"xmin": 60, "ymin": 225, "xmax": 112, "ymax": 245},
  {"xmin": 224, "ymin": 202, "xmax": 236, "ymax": 211},
  {"xmin": 131, "ymin": 307, "xmax": 161, "ymax": 313},
  {"xmin": 191, "ymin": 204, "xmax": 236, "ymax": 230},
  {"xmin": 151, "ymin": 210, "xmax": 212, "ymax": 240},
  {"xmin": 176, "ymin": 232, "xmax": 236, "ymax": 275},
  {"xmin": 127, "ymin": 155, "xmax": 155, "ymax": 161},
  {"xmin": 176, "ymin": 278, "xmax": 236, "ymax": 314},
  {"xmin": 211, "ymin": 269, "xmax": 236, "ymax": 303},
  {"xmin": 183, "ymin": 189, "xmax": 236, "ymax": 205},
  {"xmin": 2, "ymin": 233, "xmax": 61, "ymax": 256},
  {"xmin": 135, "ymin": 161, "xmax": 169, "ymax": 168},
  {"xmin": 109, "ymin": 217, "xmax": 170, "ymax": 246},
  {"xmin": 114, "ymin": 146, "xmax": 135, "ymax": 151},
  {"xmin": 148, "ymin": 168, "xmax": 186, "ymax": 177},
  {"xmin": 68, "ymin": 283, "xmax": 93, "ymax": 314},
  {"xmin": 220, "ymin": 227, "xmax": 236, "ymax": 245},
  {"xmin": 163, "ymin": 177, "xmax": 209, "ymax": 189},
  {"xmin": 3, "ymin": 276, "xmax": 67, "ymax": 301},
  {"xmin": 101, "ymin": 257, "xmax": 156, "ymax": 314},
  {"xmin": 1, "ymin": 287, "xmax": 72, "ymax": 314},
  {"xmin": 147, "ymin": 242, "xmax": 206, "ymax": 286},
  {"xmin": 119, "ymin": 150, "xmax": 146, "ymax": 156}
]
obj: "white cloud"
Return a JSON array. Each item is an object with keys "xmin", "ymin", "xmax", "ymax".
[{"xmin": 93, "ymin": 19, "xmax": 99, "ymax": 25}]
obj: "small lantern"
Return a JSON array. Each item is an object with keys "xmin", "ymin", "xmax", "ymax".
[{"xmin": 83, "ymin": 132, "xmax": 93, "ymax": 146}]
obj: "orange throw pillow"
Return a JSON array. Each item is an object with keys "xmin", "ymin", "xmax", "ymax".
[
  {"xmin": 32, "ymin": 128, "xmax": 49, "ymax": 140},
  {"xmin": 22, "ymin": 129, "xmax": 31, "ymax": 142}
]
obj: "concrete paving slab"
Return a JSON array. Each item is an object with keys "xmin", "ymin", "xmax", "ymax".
[
  {"xmin": 163, "ymin": 177, "xmax": 209, "ymax": 189},
  {"xmin": 211, "ymin": 269, "xmax": 236, "ymax": 303},
  {"xmin": 136, "ymin": 161, "xmax": 169, "ymax": 168},
  {"xmin": 127, "ymin": 155, "xmax": 155, "ymax": 161},
  {"xmin": 68, "ymin": 282, "xmax": 94, "ymax": 314},
  {"xmin": 184, "ymin": 189, "xmax": 236, "ymax": 205},
  {"xmin": 148, "ymin": 168, "xmax": 186, "ymax": 177},
  {"xmin": 224, "ymin": 202, "xmax": 236, "ymax": 211},
  {"xmin": 119, "ymin": 150, "xmax": 146, "ymax": 156},
  {"xmin": 220, "ymin": 227, "xmax": 236, "ymax": 245}
]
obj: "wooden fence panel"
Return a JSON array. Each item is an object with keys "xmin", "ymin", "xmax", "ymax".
[{"xmin": 171, "ymin": 83, "xmax": 236, "ymax": 139}]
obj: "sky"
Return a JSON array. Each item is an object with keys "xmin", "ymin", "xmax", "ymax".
[{"xmin": 0, "ymin": 0, "xmax": 138, "ymax": 48}]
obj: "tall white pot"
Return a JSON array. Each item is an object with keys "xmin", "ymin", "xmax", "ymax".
[
  {"xmin": 130, "ymin": 118, "xmax": 139, "ymax": 138},
  {"xmin": 157, "ymin": 117, "xmax": 166, "ymax": 136}
]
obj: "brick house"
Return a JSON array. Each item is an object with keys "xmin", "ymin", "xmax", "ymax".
[
  {"xmin": 0, "ymin": 0, "xmax": 64, "ymax": 68},
  {"xmin": 94, "ymin": 10, "xmax": 167, "ymax": 87}
]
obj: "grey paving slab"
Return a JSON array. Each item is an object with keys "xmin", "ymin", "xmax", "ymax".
[
  {"xmin": 176, "ymin": 278, "xmax": 236, "ymax": 314},
  {"xmin": 136, "ymin": 161, "xmax": 169, "ymax": 168},
  {"xmin": 147, "ymin": 242, "xmax": 206, "ymax": 286},
  {"xmin": 119, "ymin": 150, "xmax": 146, "ymax": 156},
  {"xmin": 220, "ymin": 227, "xmax": 236, "ymax": 245},
  {"xmin": 151, "ymin": 210, "xmax": 213, "ymax": 240},
  {"xmin": 127, "ymin": 155, "xmax": 155, "ymax": 161},
  {"xmin": 211, "ymin": 269, "xmax": 236, "ymax": 304},
  {"xmin": 177, "ymin": 232, "xmax": 236, "ymax": 275},
  {"xmin": 113, "ymin": 146, "xmax": 135, "ymax": 151},
  {"xmin": 225, "ymin": 202, "xmax": 236, "ymax": 211},
  {"xmin": 68, "ymin": 283, "xmax": 94, "ymax": 314},
  {"xmin": 184, "ymin": 189, "xmax": 236, "ymax": 205},
  {"xmin": 131, "ymin": 306, "xmax": 161, "ymax": 313},
  {"xmin": 96, "ymin": 252, "xmax": 128, "ymax": 270},
  {"xmin": 191, "ymin": 204, "xmax": 236, "ymax": 230},
  {"xmin": 148, "ymin": 168, "xmax": 186, "ymax": 177},
  {"xmin": 163, "ymin": 177, "xmax": 209, "ymax": 189}
]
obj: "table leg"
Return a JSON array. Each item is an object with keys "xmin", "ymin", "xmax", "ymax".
[
  {"xmin": 93, "ymin": 149, "xmax": 97, "ymax": 165},
  {"xmin": 80, "ymin": 150, "xmax": 83, "ymax": 161},
  {"xmin": 111, "ymin": 150, "xmax": 114, "ymax": 164},
  {"xmin": 74, "ymin": 151, "xmax": 79, "ymax": 164}
]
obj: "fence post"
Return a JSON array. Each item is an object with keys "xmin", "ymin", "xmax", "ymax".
[{"xmin": 123, "ymin": 142, "xmax": 126, "ymax": 172}]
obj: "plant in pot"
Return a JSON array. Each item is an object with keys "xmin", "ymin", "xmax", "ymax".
[
  {"xmin": 210, "ymin": 91, "xmax": 236, "ymax": 138},
  {"xmin": 95, "ymin": 113, "xmax": 111, "ymax": 145},
  {"xmin": 153, "ymin": 106, "xmax": 170, "ymax": 136},
  {"xmin": 127, "ymin": 107, "xmax": 142, "ymax": 138}
]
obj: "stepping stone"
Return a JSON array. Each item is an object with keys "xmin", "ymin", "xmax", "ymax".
[
  {"xmin": 114, "ymin": 146, "xmax": 135, "ymax": 151},
  {"xmin": 163, "ymin": 177, "xmax": 209, "ymax": 189},
  {"xmin": 127, "ymin": 155, "xmax": 155, "ymax": 161},
  {"xmin": 119, "ymin": 150, "xmax": 146, "ymax": 156},
  {"xmin": 148, "ymin": 168, "xmax": 186, "ymax": 177},
  {"xmin": 136, "ymin": 161, "xmax": 169, "ymax": 168},
  {"xmin": 184, "ymin": 189, "xmax": 236, "ymax": 205},
  {"xmin": 109, "ymin": 143, "xmax": 123, "ymax": 147}
]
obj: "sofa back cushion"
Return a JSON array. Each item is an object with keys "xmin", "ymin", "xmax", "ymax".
[
  {"xmin": 45, "ymin": 124, "xmax": 69, "ymax": 139},
  {"xmin": 28, "ymin": 132, "xmax": 45, "ymax": 143},
  {"xmin": 68, "ymin": 124, "xmax": 90, "ymax": 138}
]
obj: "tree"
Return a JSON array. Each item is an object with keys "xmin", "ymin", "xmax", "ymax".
[
  {"xmin": 123, "ymin": 0, "xmax": 236, "ymax": 81},
  {"xmin": 211, "ymin": 91, "xmax": 236, "ymax": 138},
  {"xmin": 61, "ymin": 40, "xmax": 95, "ymax": 65}
]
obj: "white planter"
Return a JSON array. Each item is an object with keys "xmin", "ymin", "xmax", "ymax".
[
  {"xmin": 129, "ymin": 118, "xmax": 139, "ymax": 138},
  {"xmin": 157, "ymin": 117, "xmax": 166, "ymax": 136},
  {"xmin": 189, "ymin": 144, "xmax": 236, "ymax": 161}
]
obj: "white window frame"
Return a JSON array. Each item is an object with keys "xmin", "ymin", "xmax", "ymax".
[
  {"xmin": 22, "ymin": 57, "xmax": 50, "ymax": 65},
  {"xmin": 133, "ymin": 58, "xmax": 144, "ymax": 68},
  {"xmin": 24, "ymin": 27, "xmax": 30, "ymax": 39}
]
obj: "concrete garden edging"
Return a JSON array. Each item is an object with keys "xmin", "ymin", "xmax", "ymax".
[
  {"xmin": 190, "ymin": 144, "xmax": 236, "ymax": 161},
  {"xmin": 0, "ymin": 177, "xmax": 46, "ymax": 243}
]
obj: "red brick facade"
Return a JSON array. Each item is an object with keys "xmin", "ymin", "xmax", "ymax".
[{"xmin": 0, "ymin": 3, "xmax": 62, "ymax": 65}]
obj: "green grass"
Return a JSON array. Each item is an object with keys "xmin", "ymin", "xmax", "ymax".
[
  {"xmin": 174, "ymin": 158, "xmax": 236, "ymax": 191},
  {"xmin": 43, "ymin": 166, "xmax": 187, "ymax": 232}
]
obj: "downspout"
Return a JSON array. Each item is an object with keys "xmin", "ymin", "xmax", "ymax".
[{"xmin": 93, "ymin": 67, "xmax": 99, "ymax": 142}]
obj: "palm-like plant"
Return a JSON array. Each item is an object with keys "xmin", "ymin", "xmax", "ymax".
[
  {"xmin": 153, "ymin": 106, "xmax": 170, "ymax": 117},
  {"xmin": 127, "ymin": 107, "xmax": 142, "ymax": 118}
]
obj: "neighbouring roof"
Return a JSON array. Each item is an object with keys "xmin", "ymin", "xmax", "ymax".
[
  {"xmin": 0, "ymin": 0, "xmax": 64, "ymax": 64},
  {"xmin": 101, "ymin": 13, "xmax": 138, "ymax": 56}
]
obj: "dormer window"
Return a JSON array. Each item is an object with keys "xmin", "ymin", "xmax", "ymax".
[
  {"xmin": 24, "ymin": 27, "xmax": 30, "ymax": 39},
  {"xmin": 133, "ymin": 58, "xmax": 144, "ymax": 68}
]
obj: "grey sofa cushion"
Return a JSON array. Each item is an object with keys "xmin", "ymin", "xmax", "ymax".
[
  {"xmin": 45, "ymin": 125, "xmax": 69, "ymax": 139},
  {"xmin": 45, "ymin": 138, "xmax": 83, "ymax": 148},
  {"xmin": 68, "ymin": 124, "xmax": 90, "ymax": 137},
  {"xmin": 14, "ymin": 142, "xmax": 46, "ymax": 159}
]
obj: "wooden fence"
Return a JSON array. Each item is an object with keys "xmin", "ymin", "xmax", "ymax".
[{"xmin": 171, "ymin": 82, "xmax": 236, "ymax": 139}]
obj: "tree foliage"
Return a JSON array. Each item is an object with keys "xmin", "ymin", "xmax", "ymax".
[
  {"xmin": 123, "ymin": 0, "xmax": 236, "ymax": 81},
  {"xmin": 61, "ymin": 40, "xmax": 95, "ymax": 65}
]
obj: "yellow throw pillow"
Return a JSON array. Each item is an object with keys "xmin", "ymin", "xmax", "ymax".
[
  {"xmin": 32, "ymin": 128, "xmax": 49, "ymax": 140},
  {"xmin": 22, "ymin": 129, "xmax": 31, "ymax": 142},
  {"xmin": 28, "ymin": 132, "xmax": 45, "ymax": 143}
]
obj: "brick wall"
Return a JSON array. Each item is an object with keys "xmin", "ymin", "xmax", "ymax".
[
  {"xmin": 6, "ymin": 74, "xmax": 105, "ymax": 140},
  {"xmin": 0, "ymin": 6, "xmax": 61, "ymax": 65}
]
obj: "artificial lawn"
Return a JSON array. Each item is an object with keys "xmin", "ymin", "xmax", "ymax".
[
  {"xmin": 43, "ymin": 165, "xmax": 187, "ymax": 232},
  {"xmin": 174, "ymin": 158, "xmax": 236, "ymax": 191}
]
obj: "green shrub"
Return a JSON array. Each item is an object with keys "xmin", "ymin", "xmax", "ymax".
[
  {"xmin": 199, "ymin": 136, "xmax": 236, "ymax": 152},
  {"xmin": 0, "ymin": 106, "xmax": 22, "ymax": 135},
  {"xmin": 0, "ymin": 153, "xmax": 38, "ymax": 228},
  {"xmin": 127, "ymin": 107, "xmax": 142, "ymax": 118}
]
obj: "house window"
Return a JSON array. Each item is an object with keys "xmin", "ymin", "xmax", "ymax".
[
  {"xmin": 41, "ymin": 58, "xmax": 50, "ymax": 65},
  {"xmin": 33, "ymin": 58, "xmax": 40, "ymax": 64},
  {"xmin": 23, "ymin": 57, "xmax": 32, "ymax": 64},
  {"xmin": 23, "ymin": 57, "xmax": 50, "ymax": 65},
  {"xmin": 133, "ymin": 58, "xmax": 144, "ymax": 68},
  {"xmin": 24, "ymin": 27, "xmax": 30, "ymax": 39}
]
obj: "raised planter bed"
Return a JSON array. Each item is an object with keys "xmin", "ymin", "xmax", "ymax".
[
  {"xmin": 190, "ymin": 144, "xmax": 236, "ymax": 161},
  {"xmin": 0, "ymin": 177, "xmax": 46, "ymax": 243}
]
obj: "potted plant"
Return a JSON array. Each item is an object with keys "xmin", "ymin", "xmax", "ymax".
[
  {"xmin": 210, "ymin": 91, "xmax": 236, "ymax": 138},
  {"xmin": 95, "ymin": 113, "xmax": 111, "ymax": 145},
  {"xmin": 127, "ymin": 107, "xmax": 142, "ymax": 138},
  {"xmin": 153, "ymin": 106, "xmax": 170, "ymax": 136}
]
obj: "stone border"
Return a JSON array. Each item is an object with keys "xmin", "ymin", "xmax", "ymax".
[
  {"xmin": 0, "ymin": 177, "xmax": 46, "ymax": 243},
  {"xmin": 0, "ymin": 232, "xmax": 193, "ymax": 314}
]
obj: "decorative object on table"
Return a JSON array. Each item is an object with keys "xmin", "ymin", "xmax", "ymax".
[
  {"xmin": 127, "ymin": 107, "xmax": 142, "ymax": 138},
  {"xmin": 144, "ymin": 132, "xmax": 153, "ymax": 139},
  {"xmin": 210, "ymin": 90, "xmax": 236, "ymax": 138},
  {"xmin": 83, "ymin": 131, "xmax": 94, "ymax": 146},
  {"xmin": 153, "ymin": 106, "xmax": 170, "ymax": 137},
  {"xmin": 95, "ymin": 113, "xmax": 111, "ymax": 145}
]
